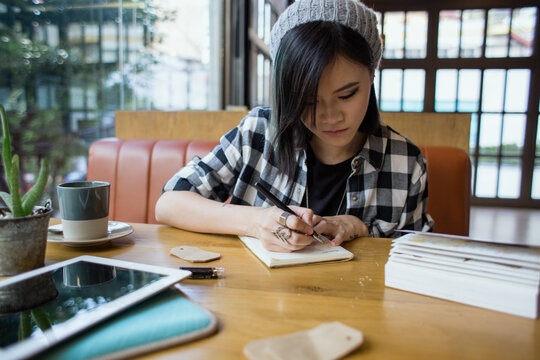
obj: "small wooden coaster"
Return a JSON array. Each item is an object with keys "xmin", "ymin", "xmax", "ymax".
[
  {"xmin": 170, "ymin": 246, "xmax": 221, "ymax": 263},
  {"xmin": 244, "ymin": 322, "xmax": 363, "ymax": 360}
]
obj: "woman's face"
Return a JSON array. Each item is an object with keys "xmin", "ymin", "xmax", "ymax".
[{"xmin": 302, "ymin": 54, "xmax": 373, "ymax": 162}]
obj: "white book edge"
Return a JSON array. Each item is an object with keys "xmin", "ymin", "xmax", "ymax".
[
  {"xmin": 238, "ymin": 235, "xmax": 354, "ymax": 268},
  {"xmin": 393, "ymin": 233, "xmax": 540, "ymax": 265},
  {"xmin": 389, "ymin": 247, "xmax": 540, "ymax": 280},
  {"xmin": 391, "ymin": 243, "xmax": 540, "ymax": 270},
  {"xmin": 395, "ymin": 229, "xmax": 522, "ymax": 246},
  {"xmin": 385, "ymin": 260, "xmax": 539, "ymax": 319},
  {"xmin": 389, "ymin": 255, "xmax": 539, "ymax": 286}
]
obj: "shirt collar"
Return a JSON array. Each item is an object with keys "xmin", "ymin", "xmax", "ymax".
[{"xmin": 353, "ymin": 125, "xmax": 388, "ymax": 171}]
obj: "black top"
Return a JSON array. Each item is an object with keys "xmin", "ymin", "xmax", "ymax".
[{"xmin": 302, "ymin": 145, "xmax": 353, "ymax": 216}]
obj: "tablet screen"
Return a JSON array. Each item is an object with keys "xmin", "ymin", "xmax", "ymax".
[{"xmin": 0, "ymin": 256, "xmax": 189, "ymax": 360}]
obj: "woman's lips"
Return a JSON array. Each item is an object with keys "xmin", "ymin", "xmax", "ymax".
[{"xmin": 324, "ymin": 129, "xmax": 347, "ymax": 136}]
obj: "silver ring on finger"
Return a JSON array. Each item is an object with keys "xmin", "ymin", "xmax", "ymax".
[
  {"xmin": 278, "ymin": 211, "xmax": 291, "ymax": 226},
  {"xmin": 272, "ymin": 225, "xmax": 291, "ymax": 244}
]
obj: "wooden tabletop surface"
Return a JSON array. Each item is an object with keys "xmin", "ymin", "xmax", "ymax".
[{"xmin": 45, "ymin": 220, "xmax": 540, "ymax": 359}]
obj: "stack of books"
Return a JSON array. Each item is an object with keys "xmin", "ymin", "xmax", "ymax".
[{"xmin": 385, "ymin": 232, "xmax": 540, "ymax": 318}]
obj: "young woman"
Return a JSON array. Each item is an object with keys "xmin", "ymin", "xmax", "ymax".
[{"xmin": 155, "ymin": 0, "xmax": 433, "ymax": 252}]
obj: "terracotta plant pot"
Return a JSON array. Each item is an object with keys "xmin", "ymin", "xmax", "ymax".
[{"xmin": 0, "ymin": 207, "xmax": 53, "ymax": 276}]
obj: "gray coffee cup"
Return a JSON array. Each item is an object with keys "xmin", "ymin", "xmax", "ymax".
[{"xmin": 57, "ymin": 181, "xmax": 110, "ymax": 240}]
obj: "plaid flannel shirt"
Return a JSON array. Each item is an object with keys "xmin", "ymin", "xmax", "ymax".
[{"xmin": 163, "ymin": 107, "xmax": 434, "ymax": 237}]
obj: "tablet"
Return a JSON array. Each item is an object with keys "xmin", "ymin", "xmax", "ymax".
[{"xmin": 0, "ymin": 255, "xmax": 191, "ymax": 360}]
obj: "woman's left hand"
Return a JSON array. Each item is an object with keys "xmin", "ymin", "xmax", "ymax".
[{"xmin": 313, "ymin": 215, "xmax": 369, "ymax": 246}]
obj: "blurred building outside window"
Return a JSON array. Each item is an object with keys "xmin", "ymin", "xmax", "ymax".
[{"xmin": 0, "ymin": 0, "xmax": 219, "ymax": 212}]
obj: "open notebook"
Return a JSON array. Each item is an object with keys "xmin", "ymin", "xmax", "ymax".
[{"xmin": 239, "ymin": 235, "xmax": 354, "ymax": 268}]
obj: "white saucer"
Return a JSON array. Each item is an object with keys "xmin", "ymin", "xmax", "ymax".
[{"xmin": 48, "ymin": 221, "xmax": 134, "ymax": 247}]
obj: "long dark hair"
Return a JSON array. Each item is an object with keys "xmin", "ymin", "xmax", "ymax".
[{"xmin": 272, "ymin": 21, "xmax": 380, "ymax": 179}]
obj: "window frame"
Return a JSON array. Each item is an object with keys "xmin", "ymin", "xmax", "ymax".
[{"xmin": 367, "ymin": 0, "xmax": 540, "ymax": 208}]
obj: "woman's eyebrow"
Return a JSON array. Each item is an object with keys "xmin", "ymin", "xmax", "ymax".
[{"xmin": 333, "ymin": 82, "xmax": 359, "ymax": 94}]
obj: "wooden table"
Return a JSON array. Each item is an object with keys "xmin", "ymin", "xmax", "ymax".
[{"xmin": 45, "ymin": 220, "xmax": 540, "ymax": 359}]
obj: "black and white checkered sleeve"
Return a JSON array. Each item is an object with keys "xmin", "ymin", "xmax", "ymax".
[
  {"xmin": 369, "ymin": 143, "xmax": 434, "ymax": 238},
  {"xmin": 162, "ymin": 108, "xmax": 271, "ymax": 203}
]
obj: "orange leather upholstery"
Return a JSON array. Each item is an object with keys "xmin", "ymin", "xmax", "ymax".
[
  {"xmin": 421, "ymin": 146, "xmax": 471, "ymax": 236},
  {"xmin": 115, "ymin": 140, "xmax": 155, "ymax": 223},
  {"xmin": 88, "ymin": 139, "xmax": 470, "ymax": 235},
  {"xmin": 147, "ymin": 140, "xmax": 191, "ymax": 225},
  {"xmin": 86, "ymin": 138, "xmax": 124, "ymax": 221},
  {"xmin": 87, "ymin": 138, "xmax": 216, "ymax": 224}
]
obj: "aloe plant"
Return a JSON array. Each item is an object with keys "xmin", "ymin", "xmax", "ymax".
[{"xmin": 0, "ymin": 104, "xmax": 49, "ymax": 217}]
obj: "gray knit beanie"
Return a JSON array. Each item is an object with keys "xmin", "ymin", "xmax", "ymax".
[{"xmin": 270, "ymin": 0, "xmax": 383, "ymax": 69}]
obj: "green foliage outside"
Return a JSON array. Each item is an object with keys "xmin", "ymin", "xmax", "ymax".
[
  {"xmin": 0, "ymin": 23, "xmax": 88, "ymax": 212},
  {"xmin": 0, "ymin": 1, "xmax": 165, "ymax": 213}
]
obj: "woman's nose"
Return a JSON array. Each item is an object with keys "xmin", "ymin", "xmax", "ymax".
[{"xmin": 318, "ymin": 104, "xmax": 341, "ymax": 124}]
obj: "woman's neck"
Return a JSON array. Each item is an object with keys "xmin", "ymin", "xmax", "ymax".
[{"xmin": 309, "ymin": 132, "xmax": 368, "ymax": 165}]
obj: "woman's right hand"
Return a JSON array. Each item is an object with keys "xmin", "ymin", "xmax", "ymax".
[{"xmin": 255, "ymin": 206, "xmax": 317, "ymax": 252}]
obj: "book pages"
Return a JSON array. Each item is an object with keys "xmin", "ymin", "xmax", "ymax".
[
  {"xmin": 385, "ymin": 232, "xmax": 540, "ymax": 318},
  {"xmin": 238, "ymin": 236, "xmax": 354, "ymax": 268}
]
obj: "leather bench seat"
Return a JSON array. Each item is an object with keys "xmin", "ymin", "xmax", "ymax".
[{"xmin": 87, "ymin": 138, "xmax": 470, "ymax": 235}]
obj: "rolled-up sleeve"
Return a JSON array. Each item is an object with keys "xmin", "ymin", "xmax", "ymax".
[{"xmin": 163, "ymin": 124, "xmax": 244, "ymax": 202}]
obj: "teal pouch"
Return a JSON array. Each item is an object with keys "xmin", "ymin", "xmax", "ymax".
[{"xmin": 38, "ymin": 287, "xmax": 218, "ymax": 360}]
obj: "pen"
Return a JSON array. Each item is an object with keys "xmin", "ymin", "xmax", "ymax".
[
  {"xmin": 180, "ymin": 266, "xmax": 225, "ymax": 279},
  {"xmin": 255, "ymin": 182, "xmax": 327, "ymax": 243}
]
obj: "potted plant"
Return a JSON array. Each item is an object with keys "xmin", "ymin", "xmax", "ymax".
[{"xmin": 0, "ymin": 104, "xmax": 51, "ymax": 275}]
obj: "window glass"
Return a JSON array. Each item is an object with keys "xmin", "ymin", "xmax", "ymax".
[
  {"xmin": 69, "ymin": 86, "xmax": 85, "ymax": 110},
  {"xmin": 460, "ymin": 9, "xmax": 485, "ymax": 58},
  {"xmin": 498, "ymin": 158, "xmax": 521, "ymax": 198},
  {"xmin": 343, "ymin": 6, "xmax": 538, "ymax": 203},
  {"xmin": 438, "ymin": 10, "xmax": 461, "ymax": 58},
  {"xmin": 435, "ymin": 69, "xmax": 457, "ymax": 112},
  {"xmin": 264, "ymin": 58, "xmax": 271, "ymax": 104},
  {"xmin": 258, "ymin": 0, "xmax": 265, "ymax": 39},
  {"xmin": 533, "ymin": 158, "xmax": 540, "ymax": 199},
  {"xmin": 457, "ymin": 69, "xmax": 481, "ymax": 112},
  {"xmin": 264, "ymin": 2, "xmax": 272, "ymax": 44},
  {"xmin": 470, "ymin": 158, "xmax": 476, "ymax": 191},
  {"xmin": 475, "ymin": 157, "xmax": 498, "ymax": 197},
  {"xmin": 505, "ymin": 69, "xmax": 530, "ymax": 112},
  {"xmin": 152, "ymin": 0, "xmax": 212, "ymax": 110},
  {"xmin": 263, "ymin": 57, "xmax": 271, "ymax": 106},
  {"xmin": 405, "ymin": 11, "xmax": 427, "ymax": 58},
  {"xmin": 153, "ymin": 71, "xmax": 188, "ymax": 109},
  {"xmin": 479, "ymin": 113, "xmax": 502, "ymax": 156},
  {"xmin": 35, "ymin": 23, "xmax": 60, "ymax": 48},
  {"xmin": 383, "ymin": 12, "xmax": 405, "ymax": 59},
  {"xmin": 501, "ymin": 114, "xmax": 526, "ymax": 156},
  {"xmin": 509, "ymin": 7, "xmax": 536, "ymax": 57},
  {"xmin": 402, "ymin": 69, "xmax": 425, "ymax": 111},
  {"xmin": 37, "ymin": 82, "xmax": 57, "ymax": 110},
  {"xmin": 256, "ymin": 53, "xmax": 271, "ymax": 106},
  {"xmin": 102, "ymin": 23, "xmax": 119, "ymax": 63},
  {"xmin": 375, "ymin": 12, "xmax": 382, "ymax": 35},
  {"xmin": 482, "ymin": 69, "xmax": 506, "ymax": 112},
  {"xmin": 373, "ymin": 69, "xmax": 380, "ymax": 104},
  {"xmin": 0, "ymin": 0, "xmax": 217, "ymax": 212},
  {"xmin": 486, "ymin": 8, "xmax": 511, "ymax": 58},
  {"xmin": 537, "ymin": 115, "xmax": 540, "ymax": 156},
  {"xmin": 189, "ymin": 70, "xmax": 210, "ymax": 109},
  {"xmin": 380, "ymin": 69, "xmax": 403, "ymax": 111},
  {"xmin": 469, "ymin": 113, "xmax": 478, "ymax": 154},
  {"xmin": 257, "ymin": 54, "xmax": 265, "ymax": 105}
]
